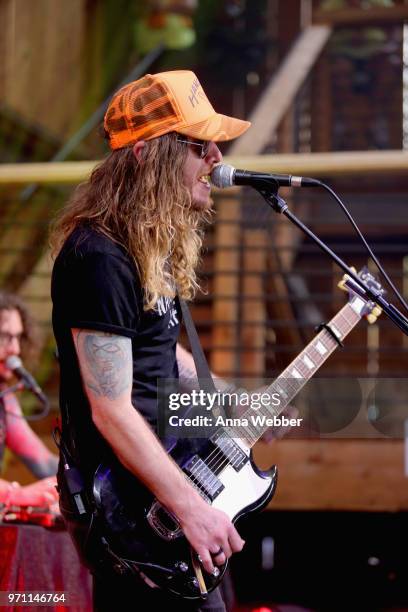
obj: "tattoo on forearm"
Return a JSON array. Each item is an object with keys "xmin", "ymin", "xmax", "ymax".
[
  {"xmin": 76, "ymin": 331, "xmax": 132, "ymax": 400},
  {"xmin": 21, "ymin": 454, "xmax": 58, "ymax": 479}
]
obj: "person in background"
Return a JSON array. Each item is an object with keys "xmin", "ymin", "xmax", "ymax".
[{"xmin": 0, "ymin": 291, "xmax": 58, "ymax": 508}]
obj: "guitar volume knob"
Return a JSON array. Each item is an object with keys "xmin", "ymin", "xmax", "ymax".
[
  {"xmin": 175, "ymin": 561, "xmax": 189, "ymax": 573},
  {"xmin": 188, "ymin": 578, "xmax": 199, "ymax": 591}
]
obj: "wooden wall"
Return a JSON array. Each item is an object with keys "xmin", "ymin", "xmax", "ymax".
[
  {"xmin": 0, "ymin": 0, "xmax": 137, "ymax": 142},
  {"xmin": 0, "ymin": 0, "xmax": 86, "ymax": 137},
  {"xmin": 254, "ymin": 439, "xmax": 408, "ymax": 512}
]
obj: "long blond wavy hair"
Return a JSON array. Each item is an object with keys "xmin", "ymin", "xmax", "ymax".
[{"xmin": 50, "ymin": 133, "xmax": 211, "ymax": 310}]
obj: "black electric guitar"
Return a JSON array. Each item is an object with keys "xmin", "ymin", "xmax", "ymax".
[{"xmin": 91, "ymin": 268, "xmax": 383, "ymax": 599}]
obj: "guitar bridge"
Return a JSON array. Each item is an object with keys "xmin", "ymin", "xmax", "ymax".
[{"xmin": 146, "ymin": 501, "xmax": 182, "ymax": 541}]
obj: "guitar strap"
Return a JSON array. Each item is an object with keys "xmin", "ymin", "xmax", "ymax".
[
  {"xmin": 178, "ymin": 297, "xmax": 217, "ymax": 394},
  {"xmin": 178, "ymin": 296, "xmax": 238, "ymax": 421}
]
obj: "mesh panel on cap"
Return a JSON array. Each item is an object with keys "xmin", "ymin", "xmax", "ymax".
[{"xmin": 105, "ymin": 76, "xmax": 183, "ymax": 149}]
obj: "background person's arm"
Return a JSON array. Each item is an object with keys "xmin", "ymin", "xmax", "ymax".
[
  {"xmin": 4, "ymin": 392, "xmax": 58, "ymax": 478},
  {"xmin": 0, "ymin": 476, "xmax": 58, "ymax": 506}
]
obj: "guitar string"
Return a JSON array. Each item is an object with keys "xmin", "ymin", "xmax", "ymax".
[
  {"xmin": 188, "ymin": 352, "xmax": 343, "ymax": 502},
  {"xmin": 188, "ymin": 310, "xmax": 358, "ymax": 497},
  {"xmin": 191, "ymin": 343, "xmax": 330, "ymax": 489},
  {"xmin": 194, "ymin": 373, "xmax": 322, "ymax": 485},
  {"xmin": 197, "ymin": 328, "xmax": 337, "ymax": 477},
  {"xmin": 190, "ymin": 324, "xmax": 351, "ymax": 491},
  {"xmin": 190, "ymin": 374, "xmax": 304, "ymax": 479}
]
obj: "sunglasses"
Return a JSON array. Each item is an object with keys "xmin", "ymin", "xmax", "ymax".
[
  {"xmin": 176, "ymin": 136, "xmax": 211, "ymax": 159},
  {"xmin": 0, "ymin": 332, "xmax": 23, "ymax": 346}
]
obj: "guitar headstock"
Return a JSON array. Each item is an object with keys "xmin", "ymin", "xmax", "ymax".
[{"xmin": 338, "ymin": 266, "xmax": 385, "ymax": 323}]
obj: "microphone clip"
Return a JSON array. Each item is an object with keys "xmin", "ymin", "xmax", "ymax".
[{"xmin": 259, "ymin": 189, "xmax": 288, "ymax": 214}]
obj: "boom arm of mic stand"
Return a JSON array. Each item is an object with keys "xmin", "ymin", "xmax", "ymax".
[{"xmin": 259, "ymin": 188, "xmax": 408, "ymax": 337}]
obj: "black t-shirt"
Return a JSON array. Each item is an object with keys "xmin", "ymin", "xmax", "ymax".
[{"xmin": 51, "ymin": 225, "xmax": 181, "ymax": 476}]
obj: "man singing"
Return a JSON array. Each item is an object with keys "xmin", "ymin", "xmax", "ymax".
[{"xmin": 51, "ymin": 70, "xmax": 251, "ymax": 611}]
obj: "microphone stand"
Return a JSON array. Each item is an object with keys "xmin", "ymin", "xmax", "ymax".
[{"xmin": 258, "ymin": 187, "xmax": 408, "ymax": 337}]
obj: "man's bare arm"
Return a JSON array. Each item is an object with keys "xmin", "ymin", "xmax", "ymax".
[
  {"xmin": 176, "ymin": 343, "xmax": 232, "ymax": 393},
  {"xmin": 4, "ymin": 393, "xmax": 58, "ymax": 478},
  {"xmin": 72, "ymin": 329, "xmax": 244, "ymax": 573}
]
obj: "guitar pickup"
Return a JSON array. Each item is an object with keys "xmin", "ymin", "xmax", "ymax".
[
  {"xmin": 183, "ymin": 455, "xmax": 224, "ymax": 501},
  {"xmin": 211, "ymin": 431, "xmax": 248, "ymax": 472}
]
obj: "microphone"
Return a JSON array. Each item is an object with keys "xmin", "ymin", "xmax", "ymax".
[
  {"xmin": 6, "ymin": 355, "xmax": 48, "ymax": 405},
  {"xmin": 210, "ymin": 163, "xmax": 320, "ymax": 189}
]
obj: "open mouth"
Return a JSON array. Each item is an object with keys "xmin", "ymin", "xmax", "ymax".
[{"xmin": 198, "ymin": 175, "xmax": 210, "ymax": 185}]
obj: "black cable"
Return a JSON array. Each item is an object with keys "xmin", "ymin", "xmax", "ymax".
[
  {"xmin": 100, "ymin": 537, "xmax": 176, "ymax": 576},
  {"xmin": 316, "ymin": 180, "xmax": 408, "ymax": 314}
]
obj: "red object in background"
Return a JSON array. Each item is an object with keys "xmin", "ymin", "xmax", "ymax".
[
  {"xmin": 1, "ymin": 505, "xmax": 63, "ymax": 528},
  {"xmin": 0, "ymin": 523, "xmax": 91, "ymax": 611},
  {"xmin": 252, "ymin": 607, "xmax": 275, "ymax": 612}
]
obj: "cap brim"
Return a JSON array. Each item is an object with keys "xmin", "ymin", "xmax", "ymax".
[{"xmin": 176, "ymin": 113, "xmax": 251, "ymax": 142}]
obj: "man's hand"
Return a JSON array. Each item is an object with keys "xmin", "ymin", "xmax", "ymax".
[
  {"xmin": 260, "ymin": 404, "xmax": 299, "ymax": 443},
  {"xmin": 177, "ymin": 495, "xmax": 245, "ymax": 575},
  {"xmin": 7, "ymin": 476, "xmax": 58, "ymax": 507}
]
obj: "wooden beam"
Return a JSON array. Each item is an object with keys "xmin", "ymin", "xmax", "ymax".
[
  {"xmin": 314, "ymin": 5, "xmax": 408, "ymax": 26},
  {"xmin": 311, "ymin": 48, "xmax": 332, "ymax": 152},
  {"xmin": 265, "ymin": 247, "xmax": 301, "ymax": 350},
  {"xmin": 0, "ymin": 161, "xmax": 95, "ymax": 183},
  {"xmin": 225, "ymin": 149, "xmax": 408, "ymax": 176},
  {"xmin": 240, "ymin": 231, "xmax": 267, "ymax": 377},
  {"xmin": 216, "ymin": 26, "xmax": 332, "ymax": 377},
  {"xmin": 210, "ymin": 196, "xmax": 241, "ymax": 377},
  {"xmin": 19, "ymin": 252, "xmax": 53, "ymax": 327},
  {"xmin": 3, "ymin": 150, "xmax": 408, "ymax": 184},
  {"xmin": 228, "ymin": 25, "xmax": 331, "ymax": 156}
]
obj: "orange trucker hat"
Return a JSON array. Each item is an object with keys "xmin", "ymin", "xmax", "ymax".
[{"xmin": 104, "ymin": 70, "xmax": 251, "ymax": 150}]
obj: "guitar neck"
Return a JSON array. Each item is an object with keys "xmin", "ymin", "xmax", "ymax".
[{"xmin": 226, "ymin": 299, "xmax": 364, "ymax": 447}]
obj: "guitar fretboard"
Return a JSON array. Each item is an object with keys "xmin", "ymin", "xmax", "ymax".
[{"xmin": 225, "ymin": 298, "xmax": 364, "ymax": 446}]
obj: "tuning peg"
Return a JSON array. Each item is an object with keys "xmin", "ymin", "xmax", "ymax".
[
  {"xmin": 337, "ymin": 278, "xmax": 347, "ymax": 292},
  {"xmin": 366, "ymin": 314, "xmax": 377, "ymax": 324},
  {"xmin": 366, "ymin": 305, "xmax": 382, "ymax": 324}
]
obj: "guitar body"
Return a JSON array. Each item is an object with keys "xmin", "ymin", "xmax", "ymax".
[{"xmin": 93, "ymin": 433, "xmax": 277, "ymax": 599}]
